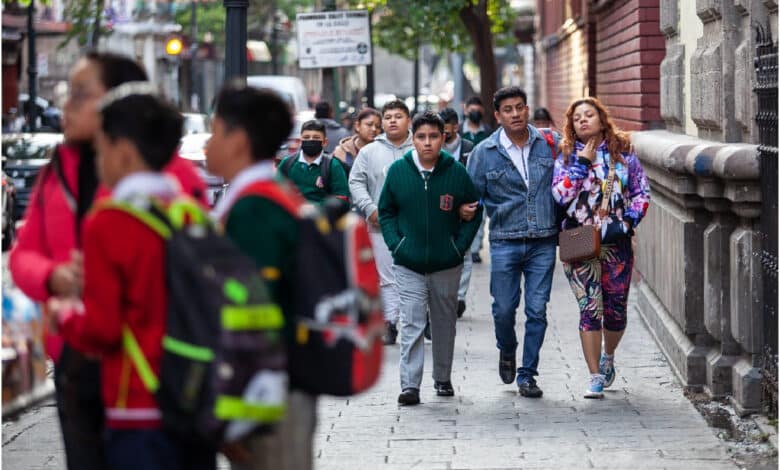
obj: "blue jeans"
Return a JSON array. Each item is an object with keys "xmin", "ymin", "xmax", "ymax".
[{"xmin": 489, "ymin": 236, "xmax": 556, "ymax": 382}]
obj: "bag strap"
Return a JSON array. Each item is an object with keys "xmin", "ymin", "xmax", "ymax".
[
  {"xmin": 280, "ymin": 155, "xmax": 296, "ymax": 179},
  {"xmin": 239, "ymin": 180, "xmax": 304, "ymax": 217},
  {"xmin": 540, "ymin": 129, "xmax": 557, "ymax": 159},
  {"xmin": 598, "ymin": 165, "xmax": 617, "ymax": 218},
  {"xmin": 320, "ymin": 154, "xmax": 332, "ymax": 192}
]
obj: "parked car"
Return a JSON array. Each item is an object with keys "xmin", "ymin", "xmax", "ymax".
[
  {"xmin": 2, "ymin": 133, "xmax": 63, "ymax": 218},
  {"xmin": 178, "ymin": 133, "xmax": 226, "ymax": 207},
  {"xmin": 182, "ymin": 113, "xmax": 210, "ymax": 135},
  {"xmin": 2, "ymin": 172, "xmax": 17, "ymax": 251},
  {"xmin": 246, "ymin": 75, "xmax": 310, "ymax": 115}
]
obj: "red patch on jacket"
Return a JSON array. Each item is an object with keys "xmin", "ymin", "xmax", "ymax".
[{"xmin": 440, "ymin": 194, "xmax": 454, "ymax": 211}]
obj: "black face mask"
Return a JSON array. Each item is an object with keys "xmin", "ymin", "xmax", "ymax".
[
  {"xmin": 467, "ymin": 110, "xmax": 483, "ymax": 124},
  {"xmin": 301, "ymin": 140, "xmax": 323, "ymax": 157}
]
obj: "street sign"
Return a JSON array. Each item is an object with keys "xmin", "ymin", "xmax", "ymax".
[{"xmin": 296, "ymin": 10, "xmax": 372, "ymax": 69}]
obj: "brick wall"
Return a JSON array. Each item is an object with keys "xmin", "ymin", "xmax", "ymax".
[{"xmin": 536, "ymin": 0, "xmax": 664, "ymax": 131}]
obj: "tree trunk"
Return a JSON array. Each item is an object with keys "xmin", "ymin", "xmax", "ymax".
[
  {"xmin": 90, "ymin": 0, "xmax": 104, "ymax": 47},
  {"xmin": 459, "ymin": 1, "xmax": 497, "ymax": 127}
]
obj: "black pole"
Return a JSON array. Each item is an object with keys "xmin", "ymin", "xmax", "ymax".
[
  {"xmin": 190, "ymin": 0, "xmax": 198, "ymax": 111},
  {"xmin": 365, "ymin": 9, "xmax": 374, "ymax": 109},
  {"xmin": 223, "ymin": 0, "xmax": 247, "ymax": 83},
  {"xmin": 413, "ymin": 40, "xmax": 420, "ymax": 116},
  {"xmin": 271, "ymin": 12, "xmax": 279, "ymax": 75},
  {"xmin": 26, "ymin": 0, "xmax": 37, "ymax": 132}
]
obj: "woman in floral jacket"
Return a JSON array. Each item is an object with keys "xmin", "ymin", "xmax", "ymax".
[{"xmin": 552, "ymin": 97, "xmax": 651, "ymax": 399}]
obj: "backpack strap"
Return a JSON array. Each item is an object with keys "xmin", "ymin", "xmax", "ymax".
[
  {"xmin": 320, "ymin": 154, "xmax": 332, "ymax": 193},
  {"xmin": 93, "ymin": 200, "xmax": 173, "ymax": 239},
  {"xmin": 540, "ymin": 128, "xmax": 557, "ymax": 159},
  {"xmin": 279, "ymin": 155, "xmax": 297, "ymax": 180},
  {"xmin": 239, "ymin": 180, "xmax": 305, "ymax": 217}
]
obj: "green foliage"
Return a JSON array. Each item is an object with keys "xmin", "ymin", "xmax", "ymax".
[
  {"xmin": 348, "ymin": 0, "xmax": 515, "ymax": 60},
  {"xmin": 59, "ymin": 0, "xmax": 110, "ymax": 49},
  {"xmin": 174, "ymin": 2, "xmax": 226, "ymax": 46}
]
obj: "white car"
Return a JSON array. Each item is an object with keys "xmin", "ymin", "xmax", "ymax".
[
  {"xmin": 178, "ymin": 133, "xmax": 226, "ymax": 207},
  {"xmin": 182, "ymin": 113, "xmax": 210, "ymax": 135}
]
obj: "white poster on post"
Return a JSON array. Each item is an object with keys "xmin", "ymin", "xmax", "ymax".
[{"xmin": 296, "ymin": 10, "xmax": 372, "ymax": 69}]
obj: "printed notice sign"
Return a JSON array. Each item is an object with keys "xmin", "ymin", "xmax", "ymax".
[{"xmin": 296, "ymin": 10, "xmax": 372, "ymax": 69}]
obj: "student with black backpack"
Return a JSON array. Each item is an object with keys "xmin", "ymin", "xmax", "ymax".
[
  {"xmin": 277, "ymin": 120, "xmax": 350, "ymax": 209},
  {"xmin": 50, "ymin": 84, "xmax": 216, "ymax": 469}
]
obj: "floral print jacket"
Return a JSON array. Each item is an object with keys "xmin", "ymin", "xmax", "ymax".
[{"xmin": 552, "ymin": 140, "xmax": 651, "ymax": 244}]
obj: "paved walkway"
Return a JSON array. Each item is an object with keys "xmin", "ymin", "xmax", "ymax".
[{"xmin": 2, "ymin": 255, "xmax": 736, "ymax": 469}]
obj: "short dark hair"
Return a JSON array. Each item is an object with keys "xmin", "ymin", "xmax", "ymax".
[
  {"xmin": 438, "ymin": 107, "xmax": 459, "ymax": 125},
  {"xmin": 302, "ymin": 119, "xmax": 327, "ymax": 136},
  {"xmin": 356, "ymin": 107, "xmax": 381, "ymax": 123},
  {"xmin": 533, "ymin": 107, "xmax": 552, "ymax": 122},
  {"xmin": 381, "ymin": 100, "xmax": 410, "ymax": 117},
  {"xmin": 411, "ymin": 111, "xmax": 444, "ymax": 134},
  {"xmin": 314, "ymin": 101, "xmax": 332, "ymax": 119},
  {"xmin": 465, "ymin": 96, "xmax": 483, "ymax": 107},
  {"xmin": 493, "ymin": 87, "xmax": 527, "ymax": 111},
  {"xmin": 85, "ymin": 51, "xmax": 148, "ymax": 89},
  {"xmin": 100, "ymin": 93, "xmax": 182, "ymax": 171},
  {"xmin": 215, "ymin": 81, "xmax": 293, "ymax": 161}
]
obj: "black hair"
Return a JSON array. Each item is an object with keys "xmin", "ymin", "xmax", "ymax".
[
  {"xmin": 381, "ymin": 100, "xmax": 410, "ymax": 117},
  {"xmin": 438, "ymin": 107, "xmax": 459, "ymax": 124},
  {"xmin": 314, "ymin": 101, "xmax": 332, "ymax": 119},
  {"xmin": 465, "ymin": 96, "xmax": 483, "ymax": 107},
  {"xmin": 493, "ymin": 87, "xmax": 527, "ymax": 111},
  {"xmin": 533, "ymin": 107, "xmax": 553, "ymax": 122},
  {"xmin": 356, "ymin": 107, "xmax": 381, "ymax": 123},
  {"xmin": 100, "ymin": 94, "xmax": 183, "ymax": 171},
  {"xmin": 411, "ymin": 111, "xmax": 444, "ymax": 134},
  {"xmin": 302, "ymin": 119, "xmax": 327, "ymax": 135},
  {"xmin": 85, "ymin": 51, "xmax": 148, "ymax": 89},
  {"xmin": 214, "ymin": 81, "xmax": 293, "ymax": 161}
]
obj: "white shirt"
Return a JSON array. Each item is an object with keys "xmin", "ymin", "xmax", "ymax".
[
  {"xmin": 211, "ymin": 160, "xmax": 276, "ymax": 221},
  {"xmin": 113, "ymin": 172, "xmax": 179, "ymax": 204},
  {"xmin": 298, "ymin": 151, "xmax": 323, "ymax": 166},
  {"xmin": 499, "ymin": 128, "xmax": 532, "ymax": 186},
  {"xmin": 411, "ymin": 150, "xmax": 436, "ymax": 176}
]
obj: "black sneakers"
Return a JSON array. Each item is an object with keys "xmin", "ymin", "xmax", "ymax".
[
  {"xmin": 383, "ymin": 321, "xmax": 398, "ymax": 345},
  {"xmin": 423, "ymin": 317, "xmax": 432, "ymax": 340},
  {"xmin": 456, "ymin": 300, "xmax": 466, "ymax": 319},
  {"xmin": 434, "ymin": 381, "xmax": 455, "ymax": 397},
  {"xmin": 499, "ymin": 353, "xmax": 516, "ymax": 384},
  {"xmin": 398, "ymin": 388, "xmax": 420, "ymax": 406},
  {"xmin": 472, "ymin": 252, "xmax": 482, "ymax": 263},
  {"xmin": 517, "ymin": 380, "xmax": 543, "ymax": 398}
]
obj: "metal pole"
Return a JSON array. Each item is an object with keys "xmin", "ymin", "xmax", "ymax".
[
  {"xmin": 271, "ymin": 12, "xmax": 279, "ymax": 75},
  {"xmin": 26, "ymin": 0, "xmax": 37, "ymax": 132},
  {"xmin": 223, "ymin": 0, "xmax": 247, "ymax": 83},
  {"xmin": 365, "ymin": 9, "xmax": 374, "ymax": 108},
  {"xmin": 190, "ymin": 0, "xmax": 198, "ymax": 111},
  {"xmin": 413, "ymin": 40, "xmax": 420, "ymax": 116}
]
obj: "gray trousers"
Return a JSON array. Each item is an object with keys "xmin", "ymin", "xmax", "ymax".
[
  {"xmin": 230, "ymin": 390, "xmax": 317, "ymax": 470},
  {"xmin": 395, "ymin": 264, "xmax": 462, "ymax": 390}
]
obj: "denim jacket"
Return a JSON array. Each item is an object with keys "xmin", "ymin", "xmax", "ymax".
[{"xmin": 467, "ymin": 125, "xmax": 559, "ymax": 241}]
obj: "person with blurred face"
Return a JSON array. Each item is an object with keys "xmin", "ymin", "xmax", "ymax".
[
  {"xmin": 348, "ymin": 100, "xmax": 413, "ymax": 346},
  {"xmin": 333, "ymin": 107, "xmax": 382, "ymax": 174},
  {"xmin": 378, "ymin": 112, "xmax": 482, "ymax": 406},
  {"xmin": 533, "ymin": 107, "xmax": 556, "ymax": 131},
  {"xmin": 461, "ymin": 96, "xmax": 491, "ymax": 146},
  {"xmin": 465, "ymin": 86, "xmax": 561, "ymax": 399}
]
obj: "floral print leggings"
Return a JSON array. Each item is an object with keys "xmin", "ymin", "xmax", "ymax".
[{"xmin": 563, "ymin": 239, "xmax": 634, "ymax": 332}]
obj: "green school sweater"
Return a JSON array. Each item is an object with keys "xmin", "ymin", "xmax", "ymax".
[
  {"xmin": 224, "ymin": 194, "xmax": 298, "ymax": 340},
  {"xmin": 278, "ymin": 154, "xmax": 350, "ymax": 206},
  {"xmin": 378, "ymin": 150, "xmax": 483, "ymax": 274}
]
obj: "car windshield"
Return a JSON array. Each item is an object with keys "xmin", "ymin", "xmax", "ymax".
[{"xmin": 2, "ymin": 134, "xmax": 62, "ymax": 160}]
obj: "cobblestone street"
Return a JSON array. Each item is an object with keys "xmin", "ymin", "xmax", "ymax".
[{"xmin": 3, "ymin": 255, "xmax": 738, "ymax": 469}]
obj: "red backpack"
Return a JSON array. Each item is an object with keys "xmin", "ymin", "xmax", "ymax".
[{"xmin": 240, "ymin": 181, "xmax": 384, "ymax": 396}]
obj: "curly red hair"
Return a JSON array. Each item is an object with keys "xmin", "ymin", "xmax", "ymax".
[{"xmin": 560, "ymin": 97, "xmax": 631, "ymax": 164}]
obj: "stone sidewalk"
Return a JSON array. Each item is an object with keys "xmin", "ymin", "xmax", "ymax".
[
  {"xmin": 2, "ymin": 257, "xmax": 736, "ymax": 469},
  {"xmin": 312, "ymin": 259, "xmax": 736, "ymax": 470}
]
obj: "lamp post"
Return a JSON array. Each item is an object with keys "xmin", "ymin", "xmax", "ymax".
[
  {"xmin": 26, "ymin": 0, "xmax": 37, "ymax": 132},
  {"xmin": 223, "ymin": 0, "xmax": 247, "ymax": 82},
  {"xmin": 190, "ymin": 0, "xmax": 199, "ymax": 110}
]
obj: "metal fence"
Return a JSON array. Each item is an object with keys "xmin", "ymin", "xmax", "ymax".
[{"xmin": 755, "ymin": 21, "xmax": 778, "ymax": 419}]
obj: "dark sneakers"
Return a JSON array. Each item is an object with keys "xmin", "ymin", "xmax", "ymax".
[
  {"xmin": 456, "ymin": 300, "xmax": 466, "ymax": 319},
  {"xmin": 383, "ymin": 321, "xmax": 398, "ymax": 345},
  {"xmin": 434, "ymin": 381, "xmax": 454, "ymax": 397},
  {"xmin": 499, "ymin": 353, "xmax": 516, "ymax": 384},
  {"xmin": 423, "ymin": 318, "xmax": 432, "ymax": 340},
  {"xmin": 398, "ymin": 388, "xmax": 420, "ymax": 405},
  {"xmin": 517, "ymin": 379, "xmax": 543, "ymax": 398},
  {"xmin": 472, "ymin": 252, "xmax": 482, "ymax": 263}
]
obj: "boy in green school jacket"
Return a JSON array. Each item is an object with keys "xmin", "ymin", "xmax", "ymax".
[
  {"xmin": 378, "ymin": 112, "xmax": 483, "ymax": 406},
  {"xmin": 205, "ymin": 83, "xmax": 315, "ymax": 470},
  {"xmin": 278, "ymin": 120, "xmax": 350, "ymax": 208}
]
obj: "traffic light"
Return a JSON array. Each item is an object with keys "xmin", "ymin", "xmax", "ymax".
[{"xmin": 165, "ymin": 36, "xmax": 184, "ymax": 56}]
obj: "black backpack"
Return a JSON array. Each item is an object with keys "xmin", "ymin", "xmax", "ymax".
[
  {"xmin": 279, "ymin": 152, "xmax": 332, "ymax": 192},
  {"xmin": 98, "ymin": 196, "xmax": 287, "ymax": 446}
]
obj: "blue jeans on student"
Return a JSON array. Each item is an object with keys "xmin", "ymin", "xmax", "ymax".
[
  {"xmin": 489, "ymin": 236, "xmax": 556, "ymax": 383},
  {"xmin": 106, "ymin": 429, "xmax": 216, "ymax": 470}
]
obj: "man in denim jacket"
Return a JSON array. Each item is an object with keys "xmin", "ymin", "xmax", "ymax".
[{"xmin": 466, "ymin": 87, "xmax": 559, "ymax": 398}]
